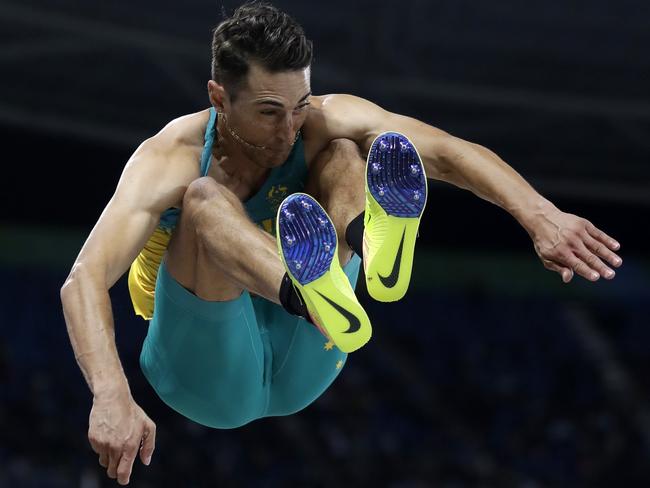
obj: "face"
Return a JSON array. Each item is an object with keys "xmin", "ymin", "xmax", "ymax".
[{"xmin": 209, "ymin": 63, "xmax": 312, "ymax": 168}]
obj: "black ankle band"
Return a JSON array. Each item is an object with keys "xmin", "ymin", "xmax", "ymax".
[
  {"xmin": 279, "ymin": 273, "xmax": 312, "ymax": 323},
  {"xmin": 345, "ymin": 211, "xmax": 365, "ymax": 259}
]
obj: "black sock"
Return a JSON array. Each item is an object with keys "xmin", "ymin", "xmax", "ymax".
[
  {"xmin": 345, "ymin": 211, "xmax": 365, "ymax": 259},
  {"xmin": 279, "ymin": 273, "xmax": 313, "ymax": 323}
]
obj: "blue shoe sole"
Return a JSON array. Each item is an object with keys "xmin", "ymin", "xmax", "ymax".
[
  {"xmin": 367, "ymin": 132, "xmax": 427, "ymax": 218},
  {"xmin": 277, "ymin": 194, "xmax": 337, "ymax": 285}
]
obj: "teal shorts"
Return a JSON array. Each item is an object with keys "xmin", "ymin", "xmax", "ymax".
[{"xmin": 140, "ymin": 255, "xmax": 361, "ymax": 429}]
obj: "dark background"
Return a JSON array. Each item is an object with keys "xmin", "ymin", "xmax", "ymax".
[{"xmin": 1, "ymin": 1, "xmax": 648, "ymax": 487}]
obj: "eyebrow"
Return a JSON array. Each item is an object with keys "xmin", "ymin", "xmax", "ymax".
[{"xmin": 256, "ymin": 91, "xmax": 312, "ymax": 108}]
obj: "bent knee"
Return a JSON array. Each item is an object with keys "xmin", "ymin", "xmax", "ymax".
[
  {"xmin": 327, "ymin": 138, "xmax": 359, "ymax": 152},
  {"xmin": 183, "ymin": 177, "xmax": 240, "ymax": 216},
  {"xmin": 319, "ymin": 138, "xmax": 362, "ymax": 163},
  {"xmin": 309, "ymin": 139, "xmax": 364, "ymax": 185},
  {"xmin": 183, "ymin": 177, "xmax": 221, "ymax": 209}
]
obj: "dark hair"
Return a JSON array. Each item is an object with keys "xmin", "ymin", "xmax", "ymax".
[{"xmin": 211, "ymin": 2, "xmax": 313, "ymax": 99}]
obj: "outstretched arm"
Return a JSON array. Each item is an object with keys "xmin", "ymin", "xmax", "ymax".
[
  {"xmin": 314, "ymin": 94, "xmax": 622, "ymax": 283},
  {"xmin": 60, "ymin": 134, "xmax": 197, "ymax": 484},
  {"xmin": 418, "ymin": 137, "xmax": 622, "ymax": 283}
]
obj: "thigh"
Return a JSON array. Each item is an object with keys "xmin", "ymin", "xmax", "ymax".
[
  {"xmin": 262, "ymin": 254, "xmax": 362, "ymax": 416},
  {"xmin": 140, "ymin": 262, "xmax": 271, "ymax": 429},
  {"xmin": 165, "ymin": 178, "xmax": 244, "ymax": 302},
  {"xmin": 265, "ymin": 314, "xmax": 347, "ymax": 417},
  {"xmin": 304, "ymin": 139, "xmax": 365, "ymax": 265}
]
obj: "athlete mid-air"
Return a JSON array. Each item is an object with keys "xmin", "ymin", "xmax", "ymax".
[{"xmin": 61, "ymin": 2, "xmax": 622, "ymax": 485}]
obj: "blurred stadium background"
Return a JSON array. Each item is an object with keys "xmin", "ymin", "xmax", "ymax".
[{"xmin": 1, "ymin": 0, "xmax": 648, "ymax": 486}]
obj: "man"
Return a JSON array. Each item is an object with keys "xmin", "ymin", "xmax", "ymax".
[{"xmin": 60, "ymin": 2, "xmax": 622, "ymax": 485}]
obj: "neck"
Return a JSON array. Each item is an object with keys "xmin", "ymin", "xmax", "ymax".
[{"xmin": 213, "ymin": 112, "xmax": 269, "ymax": 184}]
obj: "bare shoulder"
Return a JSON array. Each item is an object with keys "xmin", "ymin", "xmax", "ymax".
[
  {"xmin": 154, "ymin": 108, "xmax": 212, "ymax": 148},
  {"xmin": 146, "ymin": 108, "xmax": 211, "ymax": 160},
  {"xmin": 306, "ymin": 94, "xmax": 363, "ymax": 127},
  {"xmin": 305, "ymin": 94, "xmax": 385, "ymax": 144},
  {"xmin": 116, "ymin": 108, "xmax": 212, "ymax": 212},
  {"xmin": 137, "ymin": 108, "xmax": 211, "ymax": 172}
]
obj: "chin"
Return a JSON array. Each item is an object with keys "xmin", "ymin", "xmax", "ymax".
[
  {"xmin": 268, "ymin": 158, "xmax": 286, "ymax": 168},
  {"xmin": 252, "ymin": 154, "xmax": 281, "ymax": 169},
  {"xmin": 267, "ymin": 150, "xmax": 291, "ymax": 167}
]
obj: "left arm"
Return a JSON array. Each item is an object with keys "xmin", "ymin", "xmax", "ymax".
[{"xmin": 313, "ymin": 94, "xmax": 622, "ymax": 283}]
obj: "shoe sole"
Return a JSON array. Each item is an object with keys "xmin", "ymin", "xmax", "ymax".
[
  {"xmin": 365, "ymin": 132, "xmax": 427, "ymax": 302},
  {"xmin": 276, "ymin": 193, "xmax": 372, "ymax": 353}
]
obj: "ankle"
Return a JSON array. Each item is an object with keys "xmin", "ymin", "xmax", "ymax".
[
  {"xmin": 278, "ymin": 273, "xmax": 313, "ymax": 323},
  {"xmin": 344, "ymin": 211, "xmax": 365, "ymax": 259}
]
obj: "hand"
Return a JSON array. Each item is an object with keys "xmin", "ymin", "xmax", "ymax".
[
  {"xmin": 88, "ymin": 387, "xmax": 156, "ymax": 485},
  {"xmin": 527, "ymin": 204, "xmax": 622, "ymax": 283}
]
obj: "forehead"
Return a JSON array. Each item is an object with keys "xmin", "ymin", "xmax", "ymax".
[{"xmin": 240, "ymin": 63, "xmax": 311, "ymax": 102}]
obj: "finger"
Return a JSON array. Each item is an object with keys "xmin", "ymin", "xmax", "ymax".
[
  {"xmin": 139, "ymin": 422, "xmax": 156, "ymax": 466},
  {"xmin": 567, "ymin": 254, "xmax": 601, "ymax": 282},
  {"xmin": 117, "ymin": 442, "xmax": 140, "ymax": 486},
  {"xmin": 88, "ymin": 435, "xmax": 109, "ymax": 468},
  {"xmin": 575, "ymin": 244, "xmax": 616, "ymax": 280},
  {"xmin": 585, "ymin": 222, "xmax": 620, "ymax": 251},
  {"xmin": 583, "ymin": 234, "xmax": 622, "ymax": 271},
  {"xmin": 542, "ymin": 259, "xmax": 574, "ymax": 283},
  {"xmin": 99, "ymin": 451, "xmax": 109, "ymax": 468},
  {"xmin": 107, "ymin": 448, "xmax": 121, "ymax": 479},
  {"xmin": 88, "ymin": 433, "xmax": 102, "ymax": 455}
]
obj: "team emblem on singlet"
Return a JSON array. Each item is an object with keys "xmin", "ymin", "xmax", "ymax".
[
  {"xmin": 260, "ymin": 184, "xmax": 289, "ymax": 236},
  {"xmin": 267, "ymin": 184, "xmax": 289, "ymax": 207}
]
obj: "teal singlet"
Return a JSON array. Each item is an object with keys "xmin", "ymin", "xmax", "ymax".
[
  {"xmin": 139, "ymin": 107, "xmax": 362, "ymax": 429},
  {"xmin": 128, "ymin": 107, "xmax": 312, "ymax": 319},
  {"xmin": 160, "ymin": 107, "xmax": 308, "ymax": 234}
]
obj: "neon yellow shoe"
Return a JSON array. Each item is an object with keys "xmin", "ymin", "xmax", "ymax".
[
  {"xmin": 364, "ymin": 132, "xmax": 428, "ymax": 302},
  {"xmin": 276, "ymin": 193, "xmax": 372, "ymax": 353}
]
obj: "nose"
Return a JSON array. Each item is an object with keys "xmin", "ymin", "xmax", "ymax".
[{"xmin": 277, "ymin": 112, "xmax": 295, "ymax": 144}]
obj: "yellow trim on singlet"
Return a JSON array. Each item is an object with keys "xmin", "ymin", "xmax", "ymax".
[
  {"xmin": 127, "ymin": 107, "xmax": 306, "ymax": 321},
  {"xmin": 128, "ymin": 226, "xmax": 172, "ymax": 320}
]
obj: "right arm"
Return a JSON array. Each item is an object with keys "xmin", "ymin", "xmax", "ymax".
[{"xmin": 60, "ymin": 136, "xmax": 196, "ymax": 485}]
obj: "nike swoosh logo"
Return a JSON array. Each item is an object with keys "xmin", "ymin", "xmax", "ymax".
[
  {"xmin": 378, "ymin": 229, "xmax": 405, "ymax": 288},
  {"xmin": 315, "ymin": 291, "xmax": 361, "ymax": 334}
]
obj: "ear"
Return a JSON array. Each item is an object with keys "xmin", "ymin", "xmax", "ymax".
[{"xmin": 207, "ymin": 80, "xmax": 227, "ymax": 111}]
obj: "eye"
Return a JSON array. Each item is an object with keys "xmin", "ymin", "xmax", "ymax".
[
  {"xmin": 260, "ymin": 110, "xmax": 277, "ymax": 116},
  {"xmin": 294, "ymin": 102, "xmax": 311, "ymax": 112}
]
